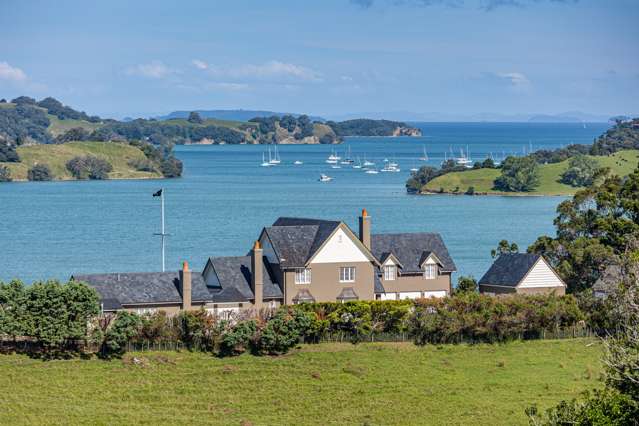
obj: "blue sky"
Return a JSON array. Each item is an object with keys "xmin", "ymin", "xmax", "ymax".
[{"xmin": 0, "ymin": 0, "xmax": 637, "ymax": 119}]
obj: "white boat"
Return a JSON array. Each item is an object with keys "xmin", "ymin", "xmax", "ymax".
[
  {"xmin": 340, "ymin": 146, "xmax": 354, "ymax": 164},
  {"xmin": 319, "ymin": 174, "xmax": 333, "ymax": 182},
  {"xmin": 260, "ymin": 152, "xmax": 271, "ymax": 167},
  {"xmin": 419, "ymin": 146, "xmax": 429, "ymax": 161},
  {"xmin": 455, "ymin": 146, "xmax": 472, "ymax": 167},
  {"xmin": 326, "ymin": 149, "xmax": 340, "ymax": 163},
  {"xmin": 352, "ymin": 157, "xmax": 362, "ymax": 169},
  {"xmin": 269, "ymin": 145, "xmax": 281, "ymax": 165},
  {"xmin": 363, "ymin": 156, "xmax": 375, "ymax": 167},
  {"xmin": 331, "ymin": 165, "xmax": 341, "ymax": 169},
  {"xmin": 293, "ymin": 160, "xmax": 303, "ymax": 165},
  {"xmin": 381, "ymin": 163, "xmax": 400, "ymax": 173},
  {"xmin": 365, "ymin": 169, "xmax": 379, "ymax": 174}
]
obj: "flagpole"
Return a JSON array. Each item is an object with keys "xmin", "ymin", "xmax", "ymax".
[{"xmin": 161, "ymin": 189, "xmax": 165, "ymax": 272}]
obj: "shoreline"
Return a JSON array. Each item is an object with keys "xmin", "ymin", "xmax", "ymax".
[{"xmin": 416, "ymin": 190, "xmax": 571, "ymax": 197}]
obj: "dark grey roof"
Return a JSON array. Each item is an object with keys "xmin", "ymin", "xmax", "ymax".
[
  {"xmin": 337, "ymin": 287, "xmax": 359, "ymax": 301},
  {"xmin": 292, "ymin": 288, "xmax": 316, "ymax": 303},
  {"xmin": 478, "ymin": 253, "xmax": 541, "ymax": 287},
  {"xmin": 264, "ymin": 217, "xmax": 341, "ymax": 268},
  {"xmin": 207, "ymin": 256, "xmax": 282, "ymax": 303},
  {"xmin": 100, "ymin": 298, "xmax": 122, "ymax": 311},
  {"xmin": 72, "ymin": 271, "xmax": 210, "ymax": 305},
  {"xmin": 371, "ymin": 233, "xmax": 456, "ymax": 273},
  {"xmin": 374, "ymin": 274, "xmax": 385, "ymax": 293}
]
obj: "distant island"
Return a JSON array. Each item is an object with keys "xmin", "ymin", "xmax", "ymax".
[{"xmin": 406, "ymin": 117, "xmax": 639, "ymax": 196}]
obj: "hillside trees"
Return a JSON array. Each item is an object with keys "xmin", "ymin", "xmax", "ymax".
[
  {"xmin": 0, "ymin": 142, "xmax": 19, "ymax": 162},
  {"xmin": 494, "ymin": 156, "xmax": 540, "ymax": 192},
  {"xmin": 27, "ymin": 164, "xmax": 52, "ymax": 181},
  {"xmin": 66, "ymin": 155, "xmax": 113, "ymax": 180},
  {"xmin": 560, "ymin": 154, "xmax": 601, "ymax": 187},
  {"xmin": 0, "ymin": 165, "xmax": 11, "ymax": 182}
]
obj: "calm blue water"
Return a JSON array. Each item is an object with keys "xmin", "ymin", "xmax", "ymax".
[{"xmin": 0, "ymin": 122, "xmax": 609, "ymax": 283}]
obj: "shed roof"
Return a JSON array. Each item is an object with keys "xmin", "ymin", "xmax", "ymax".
[{"xmin": 478, "ymin": 253, "xmax": 541, "ymax": 287}]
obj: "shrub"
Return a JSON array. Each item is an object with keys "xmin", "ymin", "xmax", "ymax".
[
  {"xmin": 0, "ymin": 165, "xmax": 11, "ymax": 182},
  {"xmin": 253, "ymin": 308, "xmax": 314, "ymax": 355},
  {"xmin": 55, "ymin": 127, "xmax": 91, "ymax": 143},
  {"xmin": 160, "ymin": 157, "xmax": 183, "ymax": 178},
  {"xmin": 494, "ymin": 156, "xmax": 540, "ymax": 192},
  {"xmin": 482, "ymin": 157, "xmax": 496, "ymax": 168},
  {"xmin": 560, "ymin": 154, "xmax": 600, "ymax": 187},
  {"xmin": 455, "ymin": 276, "xmax": 477, "ymax": 294},
  {"xmin": 176, "ymin": 310, "xmax": 222, "ymax": 352},
  {"xmin": 219, "ymin": 320, "xmax": 257, "ymax": 356},
  {"xmin": 127, "ymin": 157, "xmax": 156, "ymax": 172},
  {"xmin": 465, "ymin": 186, "xmax": 475, "ymax": 195},
  {"xmin": 27, "ymin": 164, "xmax": 52, "ymax": 181},
  {"xmin": 187, "ymin": 111, "xmax": 203, "ymax": 124},
  {"xmin": 100, "ymin": 312, "xmax": 142, "ymax": 359},
  {"xmin": 0, "ymin": 142, "xmax": 20, "ymax": 162},
  {"xmin": 66, "ymin": 155, "xmax": 112, "ymax": 179}
]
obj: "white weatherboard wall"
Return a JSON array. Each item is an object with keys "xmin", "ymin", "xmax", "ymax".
[
  {"xmin": 423, "ymin": 291, "xmax": 447, "ymax": 298},
  {"xmin": 379, "ymin": 292, "xmax": 397, "ymax": 301},
  {"xmin": 311, "ymin": 228, "xmax": 369, "ymax": 264},
  {"xmin": 518, "ymin": 259, "xmax": 565, "ymax": 289},
  {"xmin": 399, "ymin": 292, "xmax": 422, "ymax": 300}
]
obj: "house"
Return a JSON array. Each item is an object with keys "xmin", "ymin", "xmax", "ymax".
[
  {"xmin": 74, "ymin": 209, "xmax": 457, "ymax": 315},
  {"xmin": 478, "ymin": 253, "xmax": 566, "ymax": 296}
]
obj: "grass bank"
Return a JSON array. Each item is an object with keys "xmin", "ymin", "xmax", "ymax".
[
  {"xmin": 423, "ymin": 149, "xmax": 639, "ymax": 196},
  {"xmin": 1, "ymin": 141, "xmax": 162, "ymax": 181},
  {"xmin": 0, "ymin": 339, "xmax": 601, "ymax": 425}
]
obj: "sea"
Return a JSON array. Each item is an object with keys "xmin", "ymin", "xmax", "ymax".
[{"xmin": 0, "ymin": 122, "xmax": 610, "ymax": 283}]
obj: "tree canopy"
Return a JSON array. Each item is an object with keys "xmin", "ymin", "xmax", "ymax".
[{"xmin": 493, "ymin": 156, "xmax": 540, "ymax": 192}]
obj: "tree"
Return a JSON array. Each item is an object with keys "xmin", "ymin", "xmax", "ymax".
[
  {"xmin": 494, "ymin": 156, "xmax": 540, "ymax": 192},
  {"xmin": 187, "ymin": 111, "xmax": 203, "ymax": 124},
  {"xmin": 0, "ymin": 165, "xmax": 11, "ymax": 182},
  {"xmin": 0, "ymin": 280, "xmax": 30, "ymax": 341},
  {"xmin": 482, "ymin": 157, "xmax": 496, "ymax": 169},
  {"xmin": 0, "ymin": 142, "xmax": 20, "ymax": 162},
  {"xmin": 100, "ymin": 312, "xmax": 142, "ymax": 359},
  {"xmin": 27, "ymin": 164, "xmax": 52, "ymax": 181},
  {"xmin": 55, "ymin": 127, "xmax": 91, "ymax": 143},
  {"xmin": 491, "ymin": 240, "xmax": 519, "ymax": 258},
  {"xmin": 160, "ymin": 156, "xmax": 183, "ymax": 178},
  {"xmin": 406, "ymin": 166, "xmax": 439, "ymax": 193},
  {"xmin": 66, "ymin": 155, "xmax": 113, "ymax": 179},
  {"xmin": 455, "ymin": 276, "xmax": 477, "ymax": 294},
  {"xmin": 560, "ymin": 154, "xmax": 601, "ymax": 187}
]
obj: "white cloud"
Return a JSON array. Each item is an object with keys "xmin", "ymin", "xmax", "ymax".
[
  {"xmin": 0, "ymin": 61, "xmax": 27, "ymax": 82},
  {"xmin": 205, "ymin": 82, "xmax": 249, "ymax": 91},
  {"xmin": 192, "ymin": 59, "xmax": 209, "ymax": 70},
  {"xmin": 496, "ymin": 72, "xmax": 531, "ymax": 88},
  {"xmin": 125, "ymin": 61, "xmax": 174, "ymax": 79}
]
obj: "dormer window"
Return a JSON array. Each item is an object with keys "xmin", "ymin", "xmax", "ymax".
[
  {"xmin": 424, "ymin": 264, "xmax": 437, "ymax": 279},
  {"xmin": 383, "ymin": 265, "xmax": 396, "ymax": 280}
]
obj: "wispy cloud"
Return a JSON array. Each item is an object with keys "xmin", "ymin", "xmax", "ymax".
[
  {"xmin": 0, "ymin": 61, "xmax": 27, "ymax": 82},
  {"xmin": 205, "ymin": 82, "xmax": 250, "ymax": 91},
  {"xmin": 480, "ymin": 0, "xmax": 578, "ymax": 11},
  {"xmin": 192, "ymin": 60, "xmax": 322, "ymax": 82},
  {"xmin": 125, "ymin": 61, "xmax": 175, "ymax": 79},
  {"xmin": 350, "ymin": 0, "xmax": 578, "ymax": 11},
  {"xmin": 496, "ymin": 72, "xmax": 530, "ymax": 87}
]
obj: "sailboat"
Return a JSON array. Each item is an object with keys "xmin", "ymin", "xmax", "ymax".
[
  {"xmin": 352, "ymin": 157, "xmax": 362, "ymax": 169},
  {"xmin": 363, "ymin": 155, "xmax": 375, "ymax": 167},
  {"xmin": 365, "ymin": 168, "xmax": 379, "ymax": 174},
  {"xmin": 340, "ymin": 146, "xmax": 354, "ymax": 164},
  {"xmin": 260, "ymin": 152, "xmax": 271, "ymax": 167},
  {"xmin": 455, "ymin": 146, "xmax": 473, "ymax": 167},
  {"xmin": 419, "ymin": 146, "xmax": 429, "ymax": 161},
  {"xmin": 319, "ymin": 174, "xmax": 333, "ymax": 182},
  {"xmin": 326, "ymin": 149, "xmax": 340, "ymax": 164},
  {"xmin": 269, "ymin": 145, "xmax": 281, "ymax": 165}
]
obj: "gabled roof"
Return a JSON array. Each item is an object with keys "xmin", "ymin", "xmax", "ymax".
[
  {"xmin": 419, "ymin": 251, "xmax": 443, "ymax": 268},
  {"xmin": 72, "ymin": 271, "xmax": 210, "ymax": 306},
  {"xmin": 478, "ymin": 253, "xmax": 541, "ymax": 287},
  {"xmin": 371, "ymin": 233, "xmax": 456, "ymax": 273},
  {"xmin": 263, "ymin": 217, "xmax": 341, "ymax": 268},
  {"xmin": 337, "ymin": 287, "xmax": 359, "ymax": 301},
  {"xmin": 379, "ymin": 252, "xmax": 404, "ymax": 268},
  {"xmin": 292, "ymin": 288, "xmax": 316, "ymax": 303},
  {"xmin": 207, "ymin": 256, "xmax": 283, "ymax": 302}
]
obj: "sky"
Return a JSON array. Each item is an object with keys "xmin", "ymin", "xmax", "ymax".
[{"xmin": 0, "ymin": 0, "xmax": 637, "ymax": 119}]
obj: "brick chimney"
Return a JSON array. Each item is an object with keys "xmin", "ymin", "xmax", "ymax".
[
  {"xmin": 359, "ymin": 208, "xmax": 371, "ymax": 250},
  {"xmin": 251, "ymin": 240, "xmax": 263, "ymax": 308},
  {"xmin": 179, "ymin": 261, "xmax": 192, "ymax": 310}
]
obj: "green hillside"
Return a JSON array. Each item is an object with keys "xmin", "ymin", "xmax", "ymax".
[
  {"xmin": 0, "ymin": 339, "xmax": 601, "ymax": 425},
  {"xmin": 1, "ymin": 141, "xmax": 162, "ymax": 181},
  {"xmin": 47, "ymin": 115, "xmax": 103, "ymax": 136},
  {"xmin": 423, "ymin": 150, "xmax": 639, "ymax": 195}
]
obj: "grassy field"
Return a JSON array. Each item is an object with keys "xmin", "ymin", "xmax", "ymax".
[
  {"xmin": 0, "ymin": 339, "xmax": 602, "ymax": 425},
  {"xmin": 47, "ymin": 115, "xmax": 103, "ymax": 136},
  {"xmin": 423, "ymin": 149, "xmax": 639, "ymax": 196},
  {"xmin": 1, "ymin": 141, "xmax": 162, "ymax": 181}
]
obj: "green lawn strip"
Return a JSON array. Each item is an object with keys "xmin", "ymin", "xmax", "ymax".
[
  {"xmin": 0, "ymin": 141, "xmax": 161, "ymax": 181},
  {"xmin": 0, "ymin": 339, "xmax": 601, "ymax": 425},
  {"xmin": 423, "ymin": 150, "xmax": 639, "ymax": 196}
]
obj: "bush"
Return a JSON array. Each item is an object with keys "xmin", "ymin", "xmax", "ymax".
[
  {"xmin": 160, "ymin": 156, "xmax": 183, "ymax": 178},
  {"xmin": 560, "ymin": 154, "xmax": 600, "ymax": 187},
  {"xmin": 0, "ymin": 165, "xmax": 11, "ymax": 182},
  {"xmin": 127, "ymin": 157, "xmax": 156, "ymax": 172},
  {"xmin": 253, "ymin": 308, "xmax": 314, "ymax": 355},
  {"xmin": 187, "ymin": 111, "xmax": 203, "ymax": 124},
  {"xmin": 66, "ymin": 155, "xmax": 113, "ymax": 179},
  {"xmin": 455, "ymin": 276, "xmax": 477, "ymax": 294},
  {"xmin": 220, "ymin": 320, "xmax": 257, "ymax": 356},
  {"xmin": 100, "ymin": 312, "xmax": 142, "ymax": 359},
  {"xmin": 55, "ymin": 127, "xmax": 91, "ymax": 143},
  {"xmin": 176, "ymin": 310, "xmax": 221, "ymax": 352},
  {"xmin": 27, "ymin": 164, "xmax": 52, "ymax": 181},
  {"xmin": 465, "ymin": 186, "xmax": 475, "ymax": 195},
  {"xmin": 494, "ymin": 156, "xmax": 540, "ymax": 192},
  {"xmin": 0, "ymin": 142, "xmax": 20, "ymax": 162}
]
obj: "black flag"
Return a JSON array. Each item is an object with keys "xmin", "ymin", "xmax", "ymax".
[{"xmin": 153, "ymin": 189, "xmax": 162, "ymax": 197}]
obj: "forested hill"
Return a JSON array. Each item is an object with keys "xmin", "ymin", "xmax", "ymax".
[{"xmin": 327, "ymin": 119, "xmax": 422, "ymax": 137}]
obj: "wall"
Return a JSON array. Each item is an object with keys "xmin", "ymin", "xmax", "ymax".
[
  {"xmin": 381, "ymin": 272, "xmax": 451, "ymax": 295},
  {"xmin": 478, "ymin": 285, "xmax": 516, "ymax": 295},
  {"xmin": 519, "ymin": 259, "xmax": 565, "ymax": 289},
  {"xmin": 516, "ymin": 286, "xmax": 566, "ymax": 296}
]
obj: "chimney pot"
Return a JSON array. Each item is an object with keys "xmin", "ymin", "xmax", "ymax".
[
  {"xmin": 179, "ymin": 261, "xmax": 192, "ymax": 311},
  {"xmin": 251, "ymin": 241, "xmax": 264, "ymax": 309}
]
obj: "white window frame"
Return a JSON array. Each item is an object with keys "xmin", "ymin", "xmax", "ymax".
[
  {"xmin": 295, "ymin": 268, "xmax": 312, "ymax": 284},
  {"xmin": 424, "ymin": 264, "xmax": 437, "ymax": 279},
  {"xmin": 383, "ymin": 265, "xmax": 396, "ymax": 281},
  {"xmin": 339, "ymin": 266, "xmax": 356, "ymax": 283}
]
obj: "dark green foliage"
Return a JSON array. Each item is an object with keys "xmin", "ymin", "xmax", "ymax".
[
  {"xmin": 219, "ymin": 320, "xmax": 257, "ymax": 356},
  {"xmin": 410, "ymin": 293, "xmax": 583, "ymax": 345},
  {"xmin": 55, "ymin": 127, "xmax": 91, "ymax": 143},
  {"xmin": 127, "ymin": 157, "xmax": 156, "ymax": 172},
  {"xmin": 0, "ymin": 165, "xmax": 11, "ymax": 182},
  {"xmin": 253, "ymin": 308, "xmax": 314, "ymax": 355},
  {"xmin": 65, "ymin": 155, "xmax": 113, "ymax": 179},
  {"xmin": 482, "ymin": 157, "xmax": 496, "ymax": 168},
  {"xmin": 531, "ymin": 143, "xmax": 592, "ymax": 165},
  {"xmin": 27, "ymin": 164, "xmax": 52, "ymax": 181},
  {"xmin": 11, "ymin": 96, "xmax": 36, "ymax": 105},
  {"xmin": 36, "ymin": 97, "xmax": 100, "ymax": 122},
  {"xmin": 0, "ymin": 103, "xmax": 52, "ymax": 144},
  {"xmin": 160, "ymin": 156, "xmax": 183, "ymax": 178},
  {"xmin": 591, "ymin": 117, "xmax": 639, "ymax": 155},
  {"xmin": 0, "ymin": 280, "xmax": 30, "ymax": 340},
  {"xmin": 327, "ymin": 119, "xmax": 407, "ymax": 137},
  {"xmin": 100, "ymin": 312, "xmax": 142, "ymax": 359},
  {"xmin": 0, "ymin": 142, "xmax": 20, "ymax": 162},
  {"xmin": 175, "ymin": 310, "xmax": 221, "ymax": 351},
  {"xmin": 526, "ymin": 389, "xmax": 639, "ymax": 426},
  {"xmin": 465, "ymin": 186, "xmax": 475, "ymax": 195},
  {"xmin": 473, "ymin": 162, "xmax": 482, "ymax": 169},
  {"xmin": 455, "ymin": 276, "xmax": 477, "ymax": 294},
  {"xmin": 494, "ymin": 156, "xmax": 540, "ymax": 192},
  {"xmin": 560, "ymin": 154, "xmax": 601, "ymax": 187},
  {"xmin": 319, "ymin": 134, "xmax": 335, "ymax": 144},
  {"xmin": 491, "ymin": 239, "xmax": 519, "ymax": 258},
  {"xmin": 187, "ymin": 111, "xmax": 203, "ymax": 124},
  {"xmin": 406, "ymin": 166, "xmax": 440, "ymax": 193}
]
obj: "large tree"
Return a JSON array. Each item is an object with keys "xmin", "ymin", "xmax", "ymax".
[{"xmin": 494, "ymin": 156, "xmax": 540, "ymax": 192}]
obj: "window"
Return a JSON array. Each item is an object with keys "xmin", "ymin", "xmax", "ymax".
[
  {"xmin": 383, "ymin": 265, "xmax": 396, "ymax": 280},
  {"xmin": 295, "ymin": 268, "xmax": 311, "ymax": 284},
  {"xmin": 424, "ymin": 264, "xmax": 437, "ymax": 279},
  {"xmin": 339, "ymin": 266, "xmax": 356, "ymax": 282}
]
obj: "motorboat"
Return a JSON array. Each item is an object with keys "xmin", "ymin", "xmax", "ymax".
[{"xmin": 319, "ymin": 174, "xmax": 333, "ymax": 182}]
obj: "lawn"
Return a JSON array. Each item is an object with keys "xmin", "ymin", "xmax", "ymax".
[
  {"xmin": 1, "ymin": 141, "xmax": 162, "ymax": 181},
  {"xmin": 423, "ymin": 149, "xmax": 639, "ymax": 196},
  {"xmin": 46, "ymin": 115, "xmax": 103, "ymax": 136},
  {"xmin": 0, "ymin": 339, "xmax": 602, "ymax": 425}
]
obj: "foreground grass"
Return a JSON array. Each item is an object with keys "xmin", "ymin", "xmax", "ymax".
[
  {"xmin": 0, "ymin": 339, "xmax": 602, "ymax": 425},
  {"xmin": 423, "ymin": 149, "xmax": 639, "ymax": 196},
  {"xmin": 1, "ymin": 141, "xmax": 162, "ymax": 181}
]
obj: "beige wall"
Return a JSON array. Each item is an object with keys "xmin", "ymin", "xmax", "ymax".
[
  {"xmin": 479, "ymin": 285, "xmax": 516, "ymax": 295},
  {"xmin": 283, "ymin": 261, "xmax": 375, "ymax": 304},
  {"xmin": 382, "ymin": 272, "xmax": 451, "ymax": 294},
  {"xmin": 479, "ymin": 285, "xmax": 565, "ymax": 296}
]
